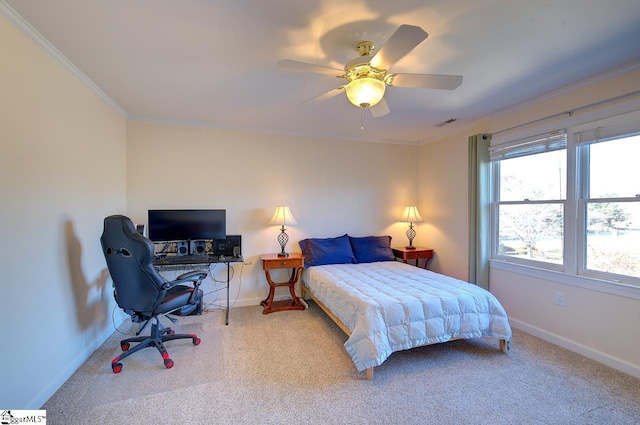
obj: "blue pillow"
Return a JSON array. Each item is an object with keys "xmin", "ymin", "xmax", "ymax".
[
  {"xmin": 299, "ymin": 234, "xmax": 357, "ymax": 267},
  {"xmin": 349, "ymin": 235, "xmax": 395, "ymax": 263}
]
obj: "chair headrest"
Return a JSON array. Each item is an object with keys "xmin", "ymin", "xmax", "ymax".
[{"xmin": 101, "ymin": 215, "xmax": 154, "ymax": 262}]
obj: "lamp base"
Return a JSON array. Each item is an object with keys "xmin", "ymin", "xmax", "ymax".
[
  {"xmin": 405, "ymin": 225, "xmax": 417, "ymax": 251},
  {"xmin": 277, "ymin": 226, "xmax": 290, "ymax": 258}
]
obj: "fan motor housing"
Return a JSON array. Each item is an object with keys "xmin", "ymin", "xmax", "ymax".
[
  {"xmin": 344, "ymin": 41, "xmax": 386, "ymax": 83},
  {"xmin": 344, "ymin": 62, "xmax": 386, "ymax": 83}
]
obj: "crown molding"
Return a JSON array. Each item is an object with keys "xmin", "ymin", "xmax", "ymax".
[{"xmin": 0, "ymin": 1, "xmax": 128, "ymax": 118}]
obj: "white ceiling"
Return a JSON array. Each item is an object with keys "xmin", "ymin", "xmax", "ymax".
[{"xmin": 3, "ymin": 0, "xmax": 640, "ymax": 144}]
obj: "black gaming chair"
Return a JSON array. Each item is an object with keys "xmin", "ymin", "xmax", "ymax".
[{"xmin": 100, "ymin": 215, "xmax": 206, "ymax": 373}]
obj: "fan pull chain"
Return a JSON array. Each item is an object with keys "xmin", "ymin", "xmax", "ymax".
[{"xmin": 360, "ymin": 106, "xmax": 366, "ymax": 131}]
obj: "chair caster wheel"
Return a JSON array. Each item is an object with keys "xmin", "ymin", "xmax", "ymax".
[
  {"xmin": 193, "ymin": 337, "xmax": 201, "ymax": 345},
  {"xmin": 120, "ymin": 342, "xmax": 130, "ymax": 351},
  {"xmin": 164, "ymin": 358, "xmax": 174, "ymax": 369},
  {"xmin": 112, "ymin": 363, "xmax": 123, "ymax": 373}
]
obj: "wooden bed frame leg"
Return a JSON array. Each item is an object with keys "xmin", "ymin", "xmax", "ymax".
[
  {"xmin": 365, "ymin": 367, "xmax": 374, "ymax": 380},
  {"xmin": 499, "ymin": 339, "xmax": 509, "ymax": 353}
]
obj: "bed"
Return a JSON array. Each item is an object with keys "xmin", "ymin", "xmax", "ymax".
[{"xmin": 298, "ymin": 234, "xmax": 512, "ymax": 380}]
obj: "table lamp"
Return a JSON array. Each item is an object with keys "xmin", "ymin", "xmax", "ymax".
[
  {"xmin": 400, "ymin": 206, "xmax": 423, "ymax": 250},
  {"xmin": 269, "ymin": 206, "xmax": 297, "ymax": 257}
]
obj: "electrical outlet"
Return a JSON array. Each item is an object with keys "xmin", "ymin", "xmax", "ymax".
[
  {"xmin": 243, "ymin": 260, "xmax": 252, "ymax": 265},
  {"xmin": 554, "ymin": 291, "xmax": 565, "ymax": 307}
]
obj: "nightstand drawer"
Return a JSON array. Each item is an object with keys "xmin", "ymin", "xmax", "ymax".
[
  {"xmin": 260, "ymin": 253, "xmax": 305, "ymax": 270},
  {"xmin": 411, "ymin": 250, "xmax": 433, "ymax": 259},
  {"xmin": 263, "ymin": 258, "xmax": 304, "ymax": 270}
]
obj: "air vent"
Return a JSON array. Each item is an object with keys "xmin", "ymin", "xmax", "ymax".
[{"xmin": 435, "ymin": 118, "xmax": 457, "ymax": 127}]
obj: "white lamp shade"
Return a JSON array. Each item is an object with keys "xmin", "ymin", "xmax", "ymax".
[
  {"xmin": 345, "ymin": 78, "xmax": 386, "ymax": 108},
  {"xmin": 269, "ymin": 206, "xmax": 297, "ymax": 226},
  {"xmin": 400, "ymin": 206, "xmax": 423, "ymax": 223}
]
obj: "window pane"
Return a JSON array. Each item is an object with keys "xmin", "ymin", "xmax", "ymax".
[
  {"xmin": 498, "ymin": 204, "xmax": 564, "ymax": 264},
  {"xmin": 586, "ymin": 201, "xmax": 640, "ymax": 278},
  {"xmin": 500, "ymin": 150, "xmax": 566, "ymax": 201},
  {"xmin": 589, "ymin": 135, "xmax": 640, "ymax": 198}
]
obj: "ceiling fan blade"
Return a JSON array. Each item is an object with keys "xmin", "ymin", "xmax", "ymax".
[
  {"xmin": 387, "ymin": 73, "xmax": 463, "ymax": 90},
  {"xmin": 278, "ymin": 59, "xmax": 344, "ymax": 77},
  {"xmin": 370, "ymin": 98, "xmax": 390, "ymax": 117},
  {"xmin": 370, "ymin": 25, "xmax": 428, "ymax": 70},
  {"xmin": 297, "ymin": 86, "xmax": 345, "ymax": 107}
]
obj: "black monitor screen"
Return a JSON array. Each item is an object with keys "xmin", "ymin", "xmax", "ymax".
[{"xmin": 148, "ymin": 209, "xmax": 226, "ymax": 242}]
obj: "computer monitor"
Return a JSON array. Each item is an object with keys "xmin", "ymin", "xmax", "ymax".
[{"xmin": 147, "ymin": 209, "xmax": 226, "ymax": 242}]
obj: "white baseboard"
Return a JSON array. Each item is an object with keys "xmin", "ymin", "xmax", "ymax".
[
  {"xmin": 510, "ymin": 318, "xmax": 640, "ymax": 379},
  {"xmin": 232, "ymin": 297, "xmax": 263, "ymax": 307},
  {"xmin": 226, "ymin": 296, "xmax": 307, "ymax": 309},
  {"xmin": 207, "ymin": 297, "xmax": 263, "ymax": 310}
]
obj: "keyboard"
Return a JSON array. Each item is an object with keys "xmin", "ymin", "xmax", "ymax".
[
  {"xmin": 153, "ymin": 255, "xmax": 213, "ymax": 266},
  {"xmin": 153, "ymin": 254, "xmax": 242, "ymax": 266}
]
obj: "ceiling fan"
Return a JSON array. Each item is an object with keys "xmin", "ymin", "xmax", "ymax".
[{"xmin": 278, "ymin": 24, "xmax": 463, "ymax": 117}]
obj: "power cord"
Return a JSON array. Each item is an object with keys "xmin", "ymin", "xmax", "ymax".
[
  {"xmin": 111, "ymin": 304, "xmax": 135, "ymax": 336},
  {"xmin": 202, "ymin": 262, "xmax": 244, "ymax": 312}
]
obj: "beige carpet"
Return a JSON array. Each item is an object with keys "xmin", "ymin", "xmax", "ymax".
[{"xmin": 43, "ymin": 303, "xmax": 640, "ymax": 424}]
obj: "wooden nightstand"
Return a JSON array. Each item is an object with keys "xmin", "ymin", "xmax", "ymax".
[
  {"xmin": 392, "ymin": 247, "xmax": 434, "ymax": 270},
  {"xmin": 259, "ymin": 253, "xmax": 306, "ymax": 314}
]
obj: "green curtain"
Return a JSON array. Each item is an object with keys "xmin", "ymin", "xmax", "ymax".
[{"xmin": 468, "ymin": 134, "xmax": 491, "ymax": 289}]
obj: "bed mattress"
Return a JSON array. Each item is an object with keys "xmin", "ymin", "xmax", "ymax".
[{"xmin": 302, "ymin": 261, "xmax": 512, "ymax": 372}]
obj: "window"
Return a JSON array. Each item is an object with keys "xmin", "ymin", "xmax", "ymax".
[
  {"xmin": 490, "ymin": 111, "xmax": 640, "ymax": 287},
  {"xmin": 491, "ymin": 131, "xmax": 567, "ymax": 267},
  {"xmin": 578, "ymin": 121, "xmax": 640, "ymax": 280}
]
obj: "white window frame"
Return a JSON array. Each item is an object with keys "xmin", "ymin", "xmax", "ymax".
[
  {"xmin": 489, "ymin": 103, "xmax": 640, "ymax": 298},
  {"xmin": 490, "ymin": 130, "xmax": 568, "ymax": 272},
  {"xmin": 573, "ymin": 111, "xmax": 640, "ymax": 284}
]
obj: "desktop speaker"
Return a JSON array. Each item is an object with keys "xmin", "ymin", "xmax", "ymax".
[
  {"xmin": 208, "ymin": 235, "xmax": 242, "ymax": 256},
  {"xmin": 135, "ymin": 223, "xmax": 146, "ymax": 237},
  {"xmin": 226, "ymin": 235, "xmax": 242, "ymax": 257},
  {"xmin": 190, "ymin": 240, "xmax": 207, "ymax": 256},
  {"xmin": 176, "ymin": 241, "xmax": 189, "ymax": 256}
]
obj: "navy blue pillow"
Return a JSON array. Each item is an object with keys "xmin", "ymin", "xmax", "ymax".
[
  {"xmin": 349, "ymin": 235, "xmax": 395, "ymax": 263},
  {"xmin": 299, "ymin": 234, "xmax": 357, "ymax": 267}
]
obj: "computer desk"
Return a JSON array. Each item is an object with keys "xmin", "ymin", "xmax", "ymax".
[{"xmin": 153, "ymin": 255, "xmax": 244, "ymax": 325}]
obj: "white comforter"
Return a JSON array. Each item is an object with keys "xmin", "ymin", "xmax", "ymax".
[{"xmin": 302, "ymin": 261, "xmax": 512, "ymax": 372}]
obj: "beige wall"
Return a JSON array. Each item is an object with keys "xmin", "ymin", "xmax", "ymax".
[
  {"xmin": 126, "ymin": 121, "xmax": 419, "ymax": 305},
  {"xmin": 418, "ymin": 68, "xmax": 640, "ymax": 377},
  {"xmin": 417, "ymin": 126, "xmax": 481, "ymax": 280},
  {"xmin": 0, "ymin": 16, "xmax": 127, "ymax": 408}
]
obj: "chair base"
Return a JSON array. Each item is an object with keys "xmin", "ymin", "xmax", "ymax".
[{"xmin": 111, "ymin": 317, "xmax": 201, "ymax": 373}]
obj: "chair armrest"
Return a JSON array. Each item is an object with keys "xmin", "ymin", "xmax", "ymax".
[
  {"xmin": 162, "ymin": 271, "xmax": 207, "ymax": 290},
  {"xmin": 176, "ymin": 270, "xmax": 208, "ymax": 282}
]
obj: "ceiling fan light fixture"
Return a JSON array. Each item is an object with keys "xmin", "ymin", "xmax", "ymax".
[{"xmin": 345, "ymin": 77, "xmax": 386, "ymax": 108}]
